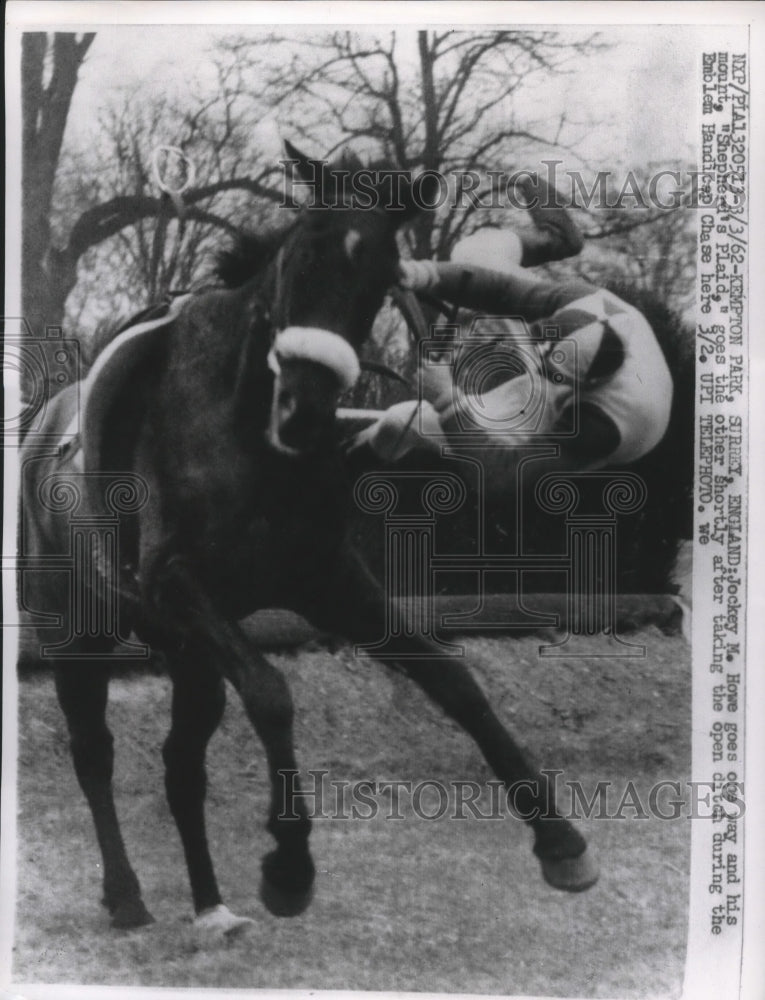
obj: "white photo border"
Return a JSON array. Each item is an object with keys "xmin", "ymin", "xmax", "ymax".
[{"xmin": 4, "ymin": 3, "xmax": 764, "ymax": 999}]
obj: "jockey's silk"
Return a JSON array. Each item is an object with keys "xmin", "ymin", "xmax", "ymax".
[
  {"xmin": 367, "ymin": 273, "xmax": 673, "ymax": 470},
  {"xmin": 451, "ymin": 229, "xmax": 525, "ymax": 275},
  {"xmin": 463, "ymin": 288, "xmax": 673, "ymax": 467},
  {"xmin": 542, "ymin": 288, "xmax": 673, "ymax": 465}
]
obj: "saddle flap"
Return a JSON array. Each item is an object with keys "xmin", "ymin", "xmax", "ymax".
[{"xmin": 80, "ymin": 296, "xmax": 189, "ymax": 473}]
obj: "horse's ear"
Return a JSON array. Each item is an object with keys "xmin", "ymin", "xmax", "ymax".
[
  {"xmin": 283, "ymin": 140, "xmax": 324, "ymax": 197},
  {"xmin": 398, "ymin": 171, "xmax": 442, "ymax": 223}
]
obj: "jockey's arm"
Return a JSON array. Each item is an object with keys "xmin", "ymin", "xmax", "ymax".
[
  {"xmin": 343, "ymin": 364, "xmax": 622, "ymax": 479},
  {"xmin": 416, "ymin": 260, "xmax": 597, "ymax": 321}
]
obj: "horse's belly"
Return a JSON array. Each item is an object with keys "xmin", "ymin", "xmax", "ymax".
[{"xmin": 199, "ymin": 517, "xmax": 343, "ymax": 619}]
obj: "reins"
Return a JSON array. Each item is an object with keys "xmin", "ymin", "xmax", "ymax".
[{"xmin": 272, "ymin": 243, "xmax": 289, "ymax": 331}]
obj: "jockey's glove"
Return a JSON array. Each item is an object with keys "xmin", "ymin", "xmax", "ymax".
[
  {"xmin": 398, "ymin": 258, "xmax": 440, "ymax": 292},
  {"xmin": 345, "ymin": 401, "xmax": 444, "ymax": 462},
  {"xmin": 420, "ymin": 361, "xmax": 456, "ymax": 414}
]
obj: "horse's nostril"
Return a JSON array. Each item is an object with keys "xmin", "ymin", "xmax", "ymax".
[{"xmin": 278, "ymin": 391, "xmax": 298, "ymax": 419}]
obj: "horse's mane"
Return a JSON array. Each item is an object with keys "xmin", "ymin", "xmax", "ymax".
[
  {"xmin": 82, "ymin": 149, "xmax": 403, "ymax": 370},
  {"xmin": 215, "ymin": 228, "xmax": 290, "ymax": 289},
  {"xmin": 214, "ymin": 150, "xmax": 395, "ymax": 291}
]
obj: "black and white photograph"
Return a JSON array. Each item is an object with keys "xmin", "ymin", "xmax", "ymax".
[{"xmin": 2, "ymin": 3, "xmax": 762, "ymax": 998}]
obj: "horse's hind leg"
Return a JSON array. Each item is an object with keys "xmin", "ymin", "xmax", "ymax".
[
  {"xmin": 300, "ymin": 550, "xmax": 598, "ymax": 893},
  {"xmin": 53, "ymin": 661, "xmax": 154, "ymax": 928}
]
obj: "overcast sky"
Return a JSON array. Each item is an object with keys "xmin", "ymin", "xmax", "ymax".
[{"xmin": 60, "ymin": 23, "xmax": 706, "ymax": 172}]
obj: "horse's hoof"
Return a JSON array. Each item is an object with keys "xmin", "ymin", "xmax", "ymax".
[
  {"xmin": 260, "ymin": 850, "xmax": 315, "ymax": 917},
  {"xmin": 194, "ymin": 904, "xmax": 255, "ymax": 942},
  {"xmin": 260, "ymin": 877, "xmax": 314, "ymax": 917},
  {"xmin": 540, "ymin": 848, "xmax": 599, "ymax": 892},
  {"xmin": 110, "ymin": 897, "xmax": 156, "ymax": 929}
]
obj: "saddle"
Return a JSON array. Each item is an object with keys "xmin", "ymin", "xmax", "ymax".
[
  {"xmin": 17, "ymin": 297, "xmax": 192, "ymax": 607},
  {"xmin": 58, "ymin": 295, "xmax": 189, "ymax": 473}
]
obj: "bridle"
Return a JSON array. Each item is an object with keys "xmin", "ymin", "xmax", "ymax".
[
  {"xmin": 260, "ymin": 204, "xmax": 467, "ymax": 419},
  {"xmin": 265, "ymin": 224, "xmax": 362, "ymax": 393},
  {"xmin": 270, "ymin": 241, "xmax": 291, "ymax": 333},
  {"xmin": 265, "ymin": 207, "xmax": 420, "ymax": 395}
]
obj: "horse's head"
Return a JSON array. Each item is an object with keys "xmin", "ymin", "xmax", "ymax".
[{"xmin": 258, "ymin": 142, "xmax": 436, "ymax": 457}]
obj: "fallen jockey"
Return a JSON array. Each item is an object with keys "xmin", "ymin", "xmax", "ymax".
[{"xmin": 347, "ymin": 175, "xmax": 673, "ymax": 486}]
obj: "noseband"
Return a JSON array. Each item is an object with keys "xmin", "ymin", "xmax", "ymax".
[{"xmin": 267, "ymin": 327, "xmax": 361, "ymax": 392}]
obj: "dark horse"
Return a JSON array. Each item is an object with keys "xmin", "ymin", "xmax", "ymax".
[{"xmin": 19, "ymin": 145, "xmax": 597, "ymax": 938}]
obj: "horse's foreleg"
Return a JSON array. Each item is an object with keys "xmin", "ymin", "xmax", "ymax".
[
  {"xmin": 144, "ymin": 557, "xmax": 314, "ymax": 919},
  {"xmin": 225, "ymin": 645, "xmax": 315, "ymax": 917},
  {"xmin": 300, "ymin": 550, "xmax": 597, "ymax": 892},
  {"xmin": 54, "ymin": 662, "xmax": 155, "ymax": 928},
  {"xmin": 162, "ymin": 664, "xmax": 226, "ymax": 914}
]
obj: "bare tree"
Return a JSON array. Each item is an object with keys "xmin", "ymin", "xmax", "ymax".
[
  {"xmin": 20, "ymin": 31, "xmax": 287, "ymax": 396},
  {"xmin": 566, "ymin": 164, "xmax": 697, "ymax": 311},
  {"xmin": 23, "ymin": 28, "xmax": 694, "ymax": 418},
  {"xmin": 223, "ymin": 29, "xmax": 602, "ymax": 258},
  {"xmin": 22, "ymin": 33, "xmax": 95, "ymax": 359}
]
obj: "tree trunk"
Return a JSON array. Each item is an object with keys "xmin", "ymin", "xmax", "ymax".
[
  {"xmin": 21, "ymin": 32, "xmax": 94, "ymax": 399},
  {"xmin": 414, "ymin": 31, "xmax": 439, "ymax": 259}
]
